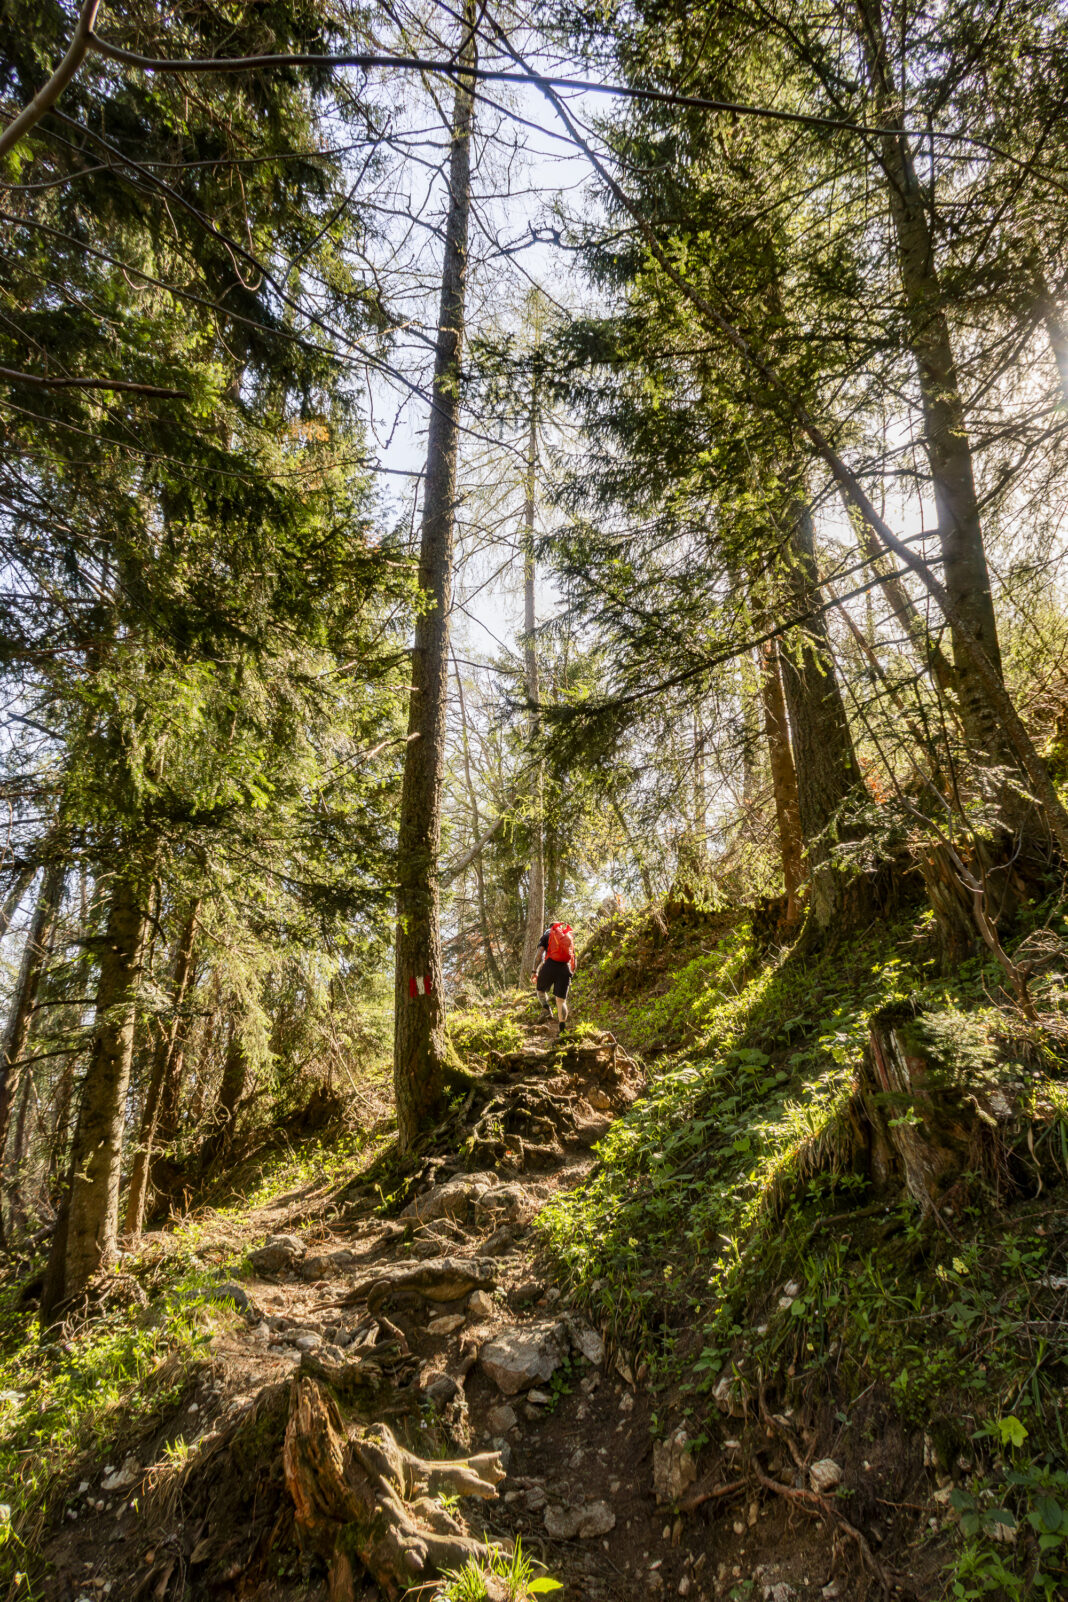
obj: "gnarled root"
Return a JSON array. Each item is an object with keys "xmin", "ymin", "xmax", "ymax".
[{"xmin": 284, "ymin": 1375, "xmax": 505, "ymax": 1601}]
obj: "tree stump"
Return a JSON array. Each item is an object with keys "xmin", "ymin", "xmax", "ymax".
[
  {"xmin": 861, "ymin": 1000, "xmax": 1017, "ymax": 1210},
  {"xmin": 283, "ymin": 1376, "xmax": 505, "ymax": 1601}
]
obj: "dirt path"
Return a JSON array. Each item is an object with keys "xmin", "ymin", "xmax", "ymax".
[{"xmin": 42, "ymin": 1021, "xmax": 826, "ymax": 1602}]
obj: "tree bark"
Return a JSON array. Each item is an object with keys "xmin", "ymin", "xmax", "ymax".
[
  {"xmin": 759, "ymin": 639, "xmax": 805, "ymax": 925},
  {"xmin": 0, "ymin": 858, "xmax": 64, "ymax": 1230},
  {"xmin": 393, "ymin": 2, "xmax": 476, "ymax": 1150},
  {"xmin": 41, "ymin": 868, "xmax": 149, "ymax": 1318},
  {"xmin": 450, "ymin": 657, "xmax": 502, "ymax": 988},
  {"xmin": 776, "ymin": 497, "xmax": 864, "ymax": 928},
  {"xmin": 520, "ymin": 366, "xmax": 546, "ymax": 981},
  {"xmin": 854, "ymin": 0, "xmax": 1004, "ymax": 758},
  {"xmin": 123, "ymin": 900, "xmax": 199, "ymax": 1237},
  {"xmin": 0, "ymin": 861, "xmax": 36, "ymax": 944},
  {"xmin": 201, "ymin": 1020, "xmax": 249, "ymax": 1171},
  {"xmin": 1030, "ymin": 258, "xmax": 1068, "ymax": 410}
]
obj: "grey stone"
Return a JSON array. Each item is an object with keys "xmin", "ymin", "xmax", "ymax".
[
  {"xmin": 467, "ymin": 1289, "xmax": 496, "ymax": 1319},
  {"xmin": 564, "ymin": 1315, "xmax": 604, "ymax": 1366},
  {"xmin": 809, "ymin": 1459, "xmax": 842, "ymax": 1493},
  {"xmin": 401, "ymin": 1172, "xmax": 497, "ymax": 1224},
  {"xmin": 486, "ymin": 1404, "xmax": 518, "ymax": 1434},
  {"xmin": 653, "ymin": 1429, "xmax": 697, "ymax": 1504},
  {"xmin": 480, "ymin": 1322, "xmax": 567, "ymax": 1395},
  {"xmin": 545, "ymin": 1501, "xmax": 616, "ymax": 1539},
  {"xmin": 293, "ymin": 1331, "xmax": 322, "ymax": 1352},
  {"xmin": 197, "ymin": 1281, "xmax": 253, "ymax": 1314},
  {"xmin": 474, "ymin": 1183, "xmax": 535, "ymax": 1227},
  {"xmin": 427, "ymin": 1313, "xmax": 465, "ymax": 1336},
  {"xmin": 526, "ymin": 1389, "xmax": 552, "ymax": 1406},
  {"xmin": 249, "ymin": 1235, "xmax": 305, "ymax": 1276},
  {"xmin": 301, "ymin": 1248, "xmax": 359, "ymax": 1281},
  {"xmin": 481, "ymin": 1226, "xmax": 515, "ymax": 1256}
]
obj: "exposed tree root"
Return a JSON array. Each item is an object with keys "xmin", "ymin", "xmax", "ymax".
[
  {"xmin": 751, "ymin": 1460, "xmax": 898, "ymax": 1598},
  {"xmin": 283, "ymin": 1375, "xmax": 506, "ymax": 1601},
  {"xmin": 678, "ymin": 1475, "xmax": 747, "ymax": 1513}
]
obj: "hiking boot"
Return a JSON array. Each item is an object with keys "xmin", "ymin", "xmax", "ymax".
[{"xmin": 557, "ymin": 1020, "xmax": 567, "ymax": 1037}]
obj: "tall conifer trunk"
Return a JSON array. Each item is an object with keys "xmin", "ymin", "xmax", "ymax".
[
  {"xmin": 123, "ymin": 901, "xmax": 198, "ymax": 1237},
  {"xmin": 854, "ymin": 0, "xmax": 1005, "ymax": 759},
  {"xmin": 452, "ymin": 657, "xmax": 503, "ymax": 987},
  {"xmin": 520, "ymin": 374, "xmax": 545, "ymax": 978},
  {"xmin": 0, "ymin": 858, "xmax": 64, "ymax": 1225},
  {"xmin": 393, "ymin": 4, "xmax": 477, "ymax": 1149},
  {"xmin": 42, "ymin": 868, "xmax": 149, "ymax": 1318},
  {"xmin": 759, "ymin": 639, "xmax": 805, "ymax": 924},
  {"xmin": 777, "ymin": 498, "xmax": 864, "ymax": 928}
]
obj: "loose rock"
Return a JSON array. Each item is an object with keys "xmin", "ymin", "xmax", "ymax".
[
  {"xmin": 544, "ymin": 1501, "xmax": 616, "ymax": 1539},
  {"xmin": 467, "ymin": 1289, "xmax": 496, "ymax": 1319},
  {"xmin": 480, "ymin": 1322, "xmax": 567, "ymax": 1395},
  {"xmin": 401, "ymin": 1173, "xmax": 496, "ymax": 1225},
  {"xmin": 809, "ymin": 1459, "xmax": 842, "ymax": 1493},
  {"xmin": 427, "ymin": 1314, "xmax": 465, "ymax": 1336},
  {"xmin": 249, "ymin": 1234, "xmax": 305, "ymax": 1276},
  {"xmin": 564, "ymin": 1314, "xmax": 605, "ymax": 1366},
  {"xmin": 486, "ymin": 1404, "xmax": 517, "ymax": 1434},
  {"xmin": 653, "ymin": 1428, "xmax": 697, "ymax": 1504}
]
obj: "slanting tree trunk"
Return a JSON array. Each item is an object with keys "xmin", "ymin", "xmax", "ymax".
[
  {"xmin": 759, "ymin": 639, "xmax": 805, "ymax": 925},
  {"xmin": 776, "ymin": 497, "xmax": 864, "ymax": 928},
  {"xmin": 520, "ymin": 367, "xmax": 546, "ymax": 981},
  {"xmin": 124, "ymin": 900, "xmax": 199, "ymax": 1237},
  {"xmin": 854, "ymin": 0, "xmax": 1004, "ymax": 759},
  {"xmin": 393, "ymin": 2, "xmax": 477, "ymax": 1150},
  {"xmin": 451, "ymin": 657, "xmax": 503, "ymax": 988},
  {"xmin": 609, "ymin": 795, "xmax": 655, "ymax": 903},
  {"xmin": 0, "ymin": 858, "xmax": 64, "ymax": 1228},
  {"xmin": 41, "ymin": 868, "xmax": 149, "ymax": 1318},
  {"xmin": 0, "ymin": 861, "xmax": 36, "ymax": 944}
]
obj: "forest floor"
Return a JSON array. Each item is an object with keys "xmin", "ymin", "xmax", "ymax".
[
  {"xmin": 12, "ymin": 1005, "xmax": 857, "ymax": 1602},
  {"xmin": 6, "ymin": 900, "xmax": 1068, "ymax": 1602}
]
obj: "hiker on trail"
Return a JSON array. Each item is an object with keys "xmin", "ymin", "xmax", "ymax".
[{"xmin": 531, "ymin": 920, "xmax": 576, "ymax": 1036}]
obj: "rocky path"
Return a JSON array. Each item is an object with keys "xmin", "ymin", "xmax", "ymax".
[{"xmin": 45, "ymin": 1020, "xmax": 824, "ymax": 1602}]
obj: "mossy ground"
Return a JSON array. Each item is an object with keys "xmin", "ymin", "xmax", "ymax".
[{"xmin": 541, "ymin": 901, "xmax": 1068, "ymax": 1599}]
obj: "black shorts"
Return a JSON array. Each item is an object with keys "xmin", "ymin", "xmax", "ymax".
[{"xmin": 536, "ymin": 958, "xmax": 572, "ymax": 999}]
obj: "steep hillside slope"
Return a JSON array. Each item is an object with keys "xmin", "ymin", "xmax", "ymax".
[{"xmin": 2, "ymin": 902, "xmax": 1067, "ymax": 1602}]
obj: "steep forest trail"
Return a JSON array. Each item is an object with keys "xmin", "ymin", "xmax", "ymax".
[{"xmin": 41, "ymin": 1014, "xmax": 780, "ymax": 1602}]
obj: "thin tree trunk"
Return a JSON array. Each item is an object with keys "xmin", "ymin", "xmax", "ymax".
[
  {"xmin": 393, "ymin": 1, "xmax": 476, "ymax": 1150},
  {"xmin": 0, "ymin": 859, "xmax": 64, "ymax": 1233},
  {"xmin": 531, "ymin": 57, "xmax": 1068, "ymax": 860},
  {"xmin": 776, "ymin": 497, "xmax": 864, "ymax": 928},
  {"xmin": 124, "ymin": 901, "xmax": 198, "ymax": 1238},
  {"xmin": 6, "ymin": 1068, "xmax": 35, "ymax": 1236},
  {"xmin": 451, "ymin": 657, "xmax": 503, "ymax": 987},
  {"xmin": 0, "ymin": 861, "xmax": 36, "ymax": 944},
  {"xmin": 854, "ymin": 0, "xmax": 1004, "ymax": 758},
  {"xmin": 201, "ymin": 1022, "xmax": 248, "ymax": 1171},
  {"xmin": 609, "ymin": 795, "xmax": 655, "ymax": 903},
  {"xmin": 759, "ymin": 639, "xmax": 805, "ymax": 925},
  {"xmin": 520, "ymin": 373, "xmax": 546, "ymax": 979},
  {"xmin": 42, "ymin": 869, "xmax": 149, "ymax": 1319},
  {"xmin": 1029, "ymin": 258, "xmax": 1068, "ymax": 409}
]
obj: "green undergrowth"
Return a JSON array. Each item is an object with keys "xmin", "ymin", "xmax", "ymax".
[
  {"xmin": 540, "ymin": 905, "xmax": 1068, "ymax": 1598},
  {"xmin": 0, "ymin": 1240, "xmax": 249, "ymax": 1585}
]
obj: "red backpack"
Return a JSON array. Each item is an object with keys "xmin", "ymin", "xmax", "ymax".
[{"xmin": 547, "ymin": 923, "xmax": 575, "ymax": 965}]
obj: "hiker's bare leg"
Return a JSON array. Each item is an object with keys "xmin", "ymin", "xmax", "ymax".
[{"xmin": 556, "ymin": 996, "xmax": 567, "ymax": 1024}]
